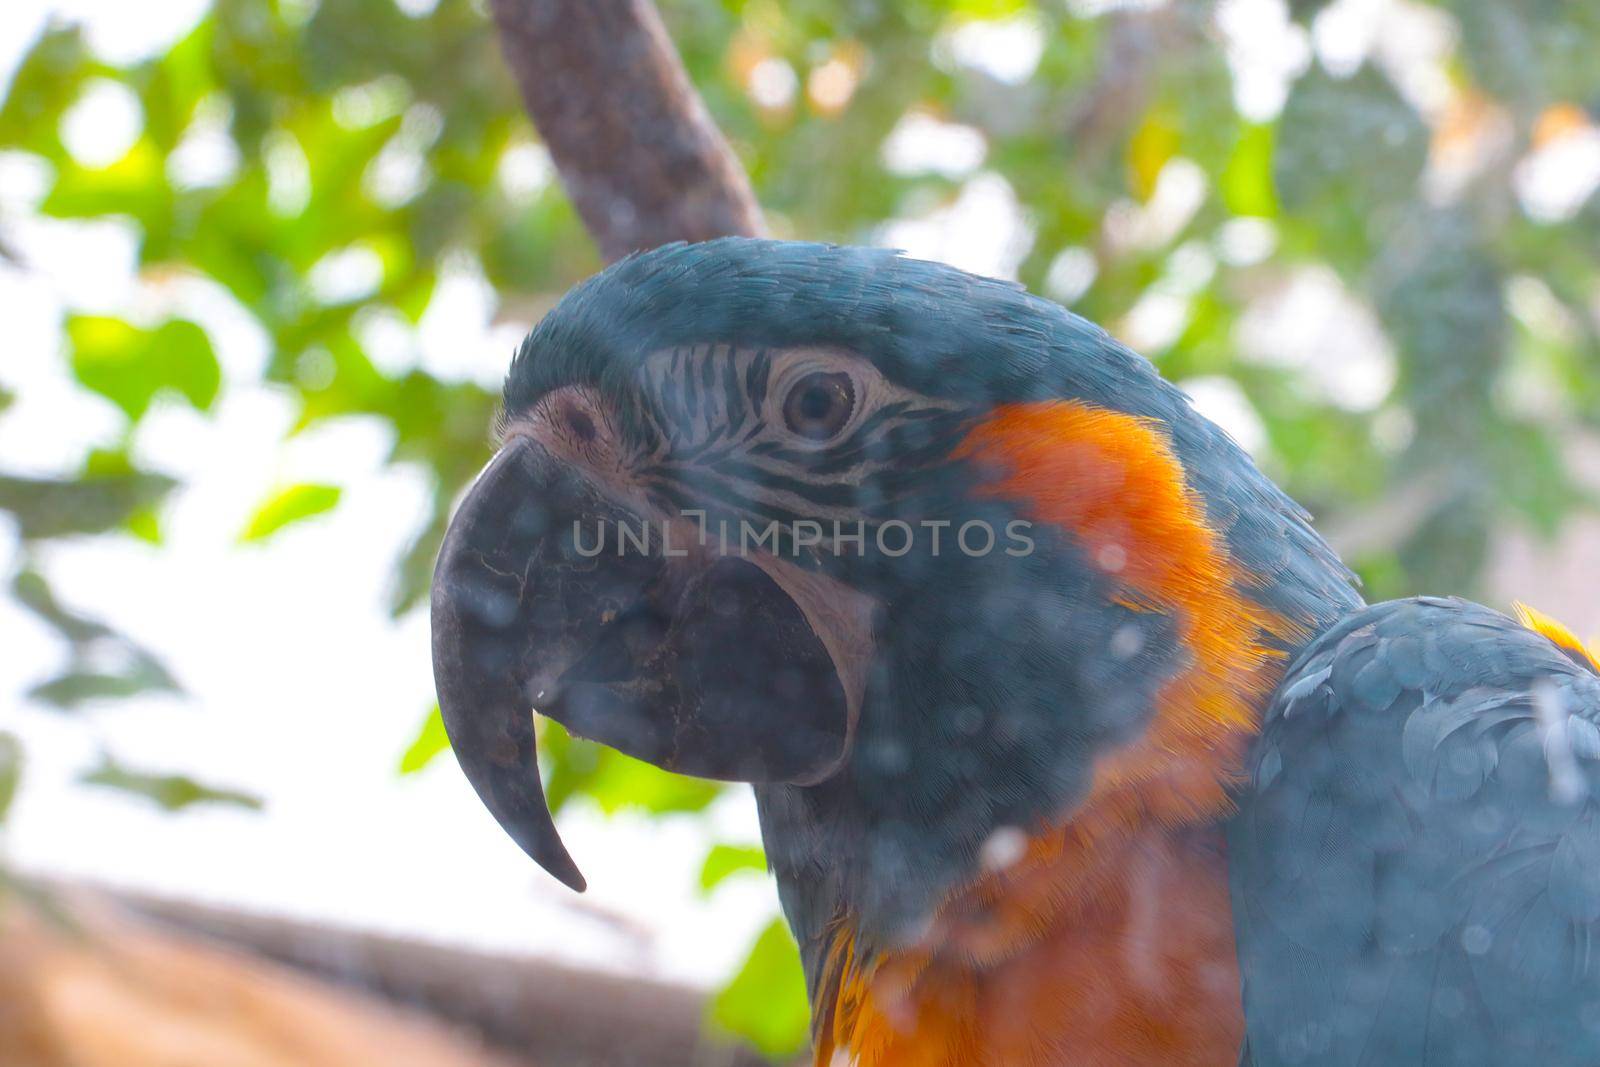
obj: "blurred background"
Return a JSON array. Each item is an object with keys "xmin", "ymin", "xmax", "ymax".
[{"xmin": 2, "ymin": 0, "xmax": 1599, "ymax": 1063}]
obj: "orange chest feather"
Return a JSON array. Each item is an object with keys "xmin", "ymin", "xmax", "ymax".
[
  {"xmin": 814, "ymin": 402, "xmax": 1301, "ymax": 1067},
  {"xmin": 821, "ymin": 829, "xmax": 1243, "ymax": 1067}
]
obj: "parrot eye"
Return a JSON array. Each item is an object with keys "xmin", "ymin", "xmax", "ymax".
[{"xmin": 782, "ymin": 371, "xmax": 856, "ymax": 441}]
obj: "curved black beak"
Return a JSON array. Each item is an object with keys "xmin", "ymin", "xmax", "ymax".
[
  {"xmin": 431, "ymin": 438, "xmax": 849, "ymax": 891},
  {"xmin": 431, "ymin": 439, "xmax": 635, "ymax": 891}
]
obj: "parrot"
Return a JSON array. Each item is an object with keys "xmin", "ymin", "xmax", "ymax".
[{"xmin": 429, "ymin": 238, "xmax": 1600, "ymax": 1066}]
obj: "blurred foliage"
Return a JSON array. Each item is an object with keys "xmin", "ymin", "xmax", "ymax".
[
  {"xmin": 81, "ymin": 754, "xmax": 264, "ymax": 812},
  {"xmin": 700, "ymin": 843, "xmax": 770, "ymax": 893},
  {"xmin": 13, "ymin": 568, "xmax": 179, "ymax": 708},
  {"xmin": 538, "ymin": 719, "xmax": 723, "ymax": 816},
  {"xmin": 67, "ymin": 315, "xmax": 221, "ymax": 421},
  {"xmin": 3, "ymin": 0, "xmax": 1600, "ymax": 1056},
  {"xmin": 397, "ymin": 703, "xmax": 448, "ymax": 775},
  {"xmin": 711, "ymin": 917, "xmax": 813, "ymax": 1057},
  {"xmin": 0, "ymin": 734, "xmax": 21, "ymax": 825}
]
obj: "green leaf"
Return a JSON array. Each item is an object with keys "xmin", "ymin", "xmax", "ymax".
[
  {"xmin": 699, "ymin": 844, "xmax": 767, "ymax": 894},
  {"xmin": 66, "ymin": 315, "xmax": 220, "ymax": 421},
  {"xmin": 1222, "ymin": 122, "xmax": 1278, "ymax": 217},
  {"xmin": 389, "ymin": 503, "xmax": 448, "ymax": 618},
  {"xmin": 945, "ymin": 0, "xmax": 1032, "ymax": 16},
  {"xmin": 709, "ymin": 919, "xmax": 811, "ymax": 1058},
  {"xmin": 12, "ymin": 569, "xmax": 113, "ymax": 644},
  {"xmin": 153, "ymin": 321, "xmax": 222, "ymax": 409},
  {"xmin": 13, "ymin": 570, "xmax": 181, "ymax": 710},
  {"xmin": 82, "ymin": 451, "xmax": 169, "ymax": 543},
  {"xmin": 28, "ymin": 668, "xmax": 178, "ymax": 709},
  {"xmin": 399, "ymin": 704, "xmax": 449, "ymax": 775},
  {"xmin": 42, "ymin": 139, "xmax": 173, "ymax": 230},
  {"xmin": 81, "ymin": 756, "xmax": 262, "ymax": 813},
  {"xmin": 238, "ymin": 483, "xmax": 343, "ymax": 542},
  {"xmin": 540, "ymin": 721, "xmax": 724, "ymax": 817},
  {"xmin": 0, "ymin": 733, "xmax": 23, "ymax": 824},
  {"xmin": 584, "ymin": 746, "xmax": 724, "ymax": 815},
  {"xmin": 137, "ymin": 18, "xmax": 216, "ymax": 152},
  {"xmin": 1287, "ymin": 0, "xmax": 1336, "ymax": 19},
  {"xmin": 0, "ymin": 25, "xmax": 95, "ymax": 157},
  {"xmin": 126, "ymin": 507, "xmax": 163, "ymax": 545},
  {"xmin": 0, "ymin": 471, "xmax": 177, "ymax": 540}
]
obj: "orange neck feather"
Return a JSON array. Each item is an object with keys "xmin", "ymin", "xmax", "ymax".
[{"xmin": 815, "ymin": 401, "xmax": 1307, "ymax": 1067}]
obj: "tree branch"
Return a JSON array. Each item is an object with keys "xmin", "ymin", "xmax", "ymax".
[
  {"xmin": 31, "ymin": 880, "xmax": 774, "ymax": 1067},
  {"xmin": 489, "ymin": 0, "xmax": 764, "ymax": 262}
]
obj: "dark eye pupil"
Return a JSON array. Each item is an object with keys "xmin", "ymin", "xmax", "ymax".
[
  {"xmin": 782, "ymin": 372, "xmax": 854, "ymax": 441},
  {"xmin": 798, "ymin": 386, "xmax": 833, "ymax": 420}
]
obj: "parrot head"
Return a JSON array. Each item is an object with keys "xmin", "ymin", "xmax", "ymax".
[{"xmin": 431, "ymin": 238, "xmax": 1355, "ymax": 944}]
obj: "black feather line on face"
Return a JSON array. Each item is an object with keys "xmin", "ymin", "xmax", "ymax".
[
  {"xmin": 745, "ymin": 348, "xmax": 772, "ymax": 411},
  {"xmin": 680, "ymin": 350, "xmax": 700, "ymax": 422},
  {"xmin": 595, "ymin": 344, "xmax": 971, "ymax": 552},
  {"xmin": 722, "ymin": 348, "xmax": 746, "ymax": 437}
]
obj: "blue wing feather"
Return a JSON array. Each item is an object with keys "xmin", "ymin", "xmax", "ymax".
[{"xmin": 1231, "ymin": 596, "xmax": 1600, "ymax": 1066}]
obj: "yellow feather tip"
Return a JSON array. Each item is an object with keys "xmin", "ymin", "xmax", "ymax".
[{"xmin": 1513, "ymin": 601, "xmax": 1600, "ymax": 673}]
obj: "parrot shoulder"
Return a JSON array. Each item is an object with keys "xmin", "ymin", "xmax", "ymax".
[{"xmin": 1230, "ymin": 595, "xmax": 1600, "ymax": 1066}]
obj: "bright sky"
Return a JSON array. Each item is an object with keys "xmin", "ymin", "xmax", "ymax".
[{"xmin": 4, "ymin": 0, "xmax": 1598, "ymax": 994}]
